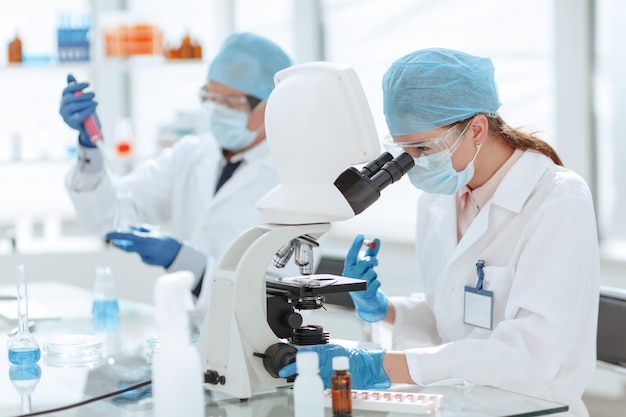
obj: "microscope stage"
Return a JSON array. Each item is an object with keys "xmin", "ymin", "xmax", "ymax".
[{"xmin": 265, "ymin": 274, "xmax": 366, "ymax": 295}]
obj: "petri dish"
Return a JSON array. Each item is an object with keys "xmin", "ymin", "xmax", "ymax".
[{"xmin": 44, "ymin": 334, "xmax": 102, "ymax": 367}]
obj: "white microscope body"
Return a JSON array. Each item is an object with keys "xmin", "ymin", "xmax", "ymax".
[{"xmin": 197, "ymin": 62, "xmax": 413, "ymax": 399}]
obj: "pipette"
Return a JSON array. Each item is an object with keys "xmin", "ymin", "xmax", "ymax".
[
  {"xmin": 67, "ymin": 75, "xmax": 131, "ymax": 247},
  {"xmin": 66, "ymin": 74, "xmax": 114, "ymax": 173},
  {"xmin": 67, "ymin": 74, "xmax": 103, "ymax": 146}
]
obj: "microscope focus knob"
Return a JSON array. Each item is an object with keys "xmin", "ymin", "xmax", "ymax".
[
  {"xmin": 285, "ymin": 312, "xmax": 303, "ymax": 329},
  {"xmin": 260, "ymin": 343, "xmax": 298, "ymax": 378}
]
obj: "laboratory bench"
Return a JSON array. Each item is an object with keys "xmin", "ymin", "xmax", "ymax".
[{"xmin": 0, "ymin": 281, "xmax": 569, "ymax": 417}]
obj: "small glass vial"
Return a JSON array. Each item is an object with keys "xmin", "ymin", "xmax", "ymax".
[
  {"xmin": 293, "ymin": 351, "xmax": 324, "ymax": 417},
  {"xmin": 331, "ymin": 356, "xmax": 352, "ymax": 417},
  {"xmin": 358, "ymin": 239, "xmax": 377, "ymax": 258}
]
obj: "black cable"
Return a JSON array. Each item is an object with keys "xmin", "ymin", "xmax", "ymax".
[{"xmin": 12, "ymin": 379, "xmax": 152, "ymax": 417}]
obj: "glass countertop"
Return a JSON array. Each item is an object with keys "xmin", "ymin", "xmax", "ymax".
[{"xmin": 0, "ymin": 282, "xmax": 568, "ymax": 417}]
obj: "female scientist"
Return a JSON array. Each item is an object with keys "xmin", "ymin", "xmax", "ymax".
[
  {"xmin": 280, "ymin": 48, "xmax": 600, "ymax": 417},
  {"xmin": 59, "ymin": 33, "xmax": 292, "ymax": 310}
]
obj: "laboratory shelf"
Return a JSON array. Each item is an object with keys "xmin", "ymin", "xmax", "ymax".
[
  {"xmin": 0, "ymin": 57, "xmax": 205, "ymax": 72},
  {"xmin": 0, "ymin": 62, "xmax": 90, "ymax": 72}
]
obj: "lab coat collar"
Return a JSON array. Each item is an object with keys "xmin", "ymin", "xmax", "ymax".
[
  {"xmin": 489, "ymin": 150, "xmax": 552, "ymax": 214},
  {"xmin": 429, "ymin": 150, "xmax": 552, "ymax": 262}
]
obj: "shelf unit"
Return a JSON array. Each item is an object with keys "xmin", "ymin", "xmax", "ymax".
[{"xmin": 0, "ymin": 0, "xmax": 219, "ymax": 251}]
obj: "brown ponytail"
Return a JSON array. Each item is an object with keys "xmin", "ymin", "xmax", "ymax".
[{"xmin": 487, "ymin": 115, "xmax": 563, "ymax": 166}]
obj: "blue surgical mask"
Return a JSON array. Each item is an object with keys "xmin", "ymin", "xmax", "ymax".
[
  {"xmin": 208, "ymin": 104, "xmax": 257, "ymax": 151},
  {"xmin": 407, "ymin": 144, "xmax": 481, "ymax": 195}
]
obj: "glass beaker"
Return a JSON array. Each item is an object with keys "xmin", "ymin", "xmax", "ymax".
[
  {"xmin": 112, "ymin": 188, "xmax": 138, "ymax": 249},
  {"xmin": 8, "ymin": 265, "xmax": 41, "ymax": 365}
]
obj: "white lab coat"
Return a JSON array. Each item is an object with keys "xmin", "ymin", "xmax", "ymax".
[
  {"xmin": 384, "ymin": 151, "xmax": 599, "ymax": 417},
  {"xmin": 65, "ymin": 134, "xmax": 280, "ymax": 311}
]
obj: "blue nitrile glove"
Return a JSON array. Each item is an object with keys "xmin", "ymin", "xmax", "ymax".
[
  {"xmin": 105, "ymin": 227, "xmax": 182, "ymax": 268},
  {"xmin": 278, "ymin": 344, "xmax": 390, "ymax": 390},
  {"xmin": 343, "ymin": 234, "xmax": 388, "ymax": 323},
  {"xmin": 60, "ymin": 74, "xmax": 100, "ymax": 148}
]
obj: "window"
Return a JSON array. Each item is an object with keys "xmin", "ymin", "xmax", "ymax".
[
  {"xmin": 596, "ymin": 0, "xmax": 626, "ymax": 254},
  {"xmin": 320, "ymin": 0, "xmax": 555, "ymax": 242}
]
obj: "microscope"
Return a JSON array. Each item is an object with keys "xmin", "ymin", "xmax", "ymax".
[{"xmin": 196, "ymin": 62, "xmax": 414, "ymax": 400}]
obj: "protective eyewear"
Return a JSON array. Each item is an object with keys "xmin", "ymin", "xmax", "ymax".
[
  {"xmin": 199, "ymin": 89, "xmax": 251, "ymax": 112},
  {"xmin": 382, "ymin": 121, "xmax": 471, "ymax": 159}
]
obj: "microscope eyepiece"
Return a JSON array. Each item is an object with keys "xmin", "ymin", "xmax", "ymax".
[
  {"xmin": 370, "ymin": 152, "xmax": 415, "ymax": 190},
  {"xmin": 334, "ymin": 152, "xmax": 415, "ymax": 215},
  {"xmin": 359, "ymin": 152, "xmax": 393, "ymax": 178}
]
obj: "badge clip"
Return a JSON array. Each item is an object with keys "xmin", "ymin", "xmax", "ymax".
[{"xmin": 463, "ymin": 259, "xmax": 493, "ymax": 330}]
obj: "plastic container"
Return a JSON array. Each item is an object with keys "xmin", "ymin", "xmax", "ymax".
[
  {"xmin": 152, "ymin": 271, "xmax": 203, "ymax": 417},
  {"xmin": 323, "ymin": 389, "xmax": 443, "ymax": 414},
  {"xmin": 294, "ymin": 350, "xmax": 324, "ymax": 417}
]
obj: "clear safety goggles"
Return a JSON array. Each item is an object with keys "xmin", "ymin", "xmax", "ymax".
[
  {"xmin": 382, "ymin": 121, "xmax": 471, "ymax": 160},
  {"xmin": 199, "ymin": 89, "xmax": 251, "ymax": 112}
]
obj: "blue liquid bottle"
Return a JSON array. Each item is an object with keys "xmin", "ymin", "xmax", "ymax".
[
  {"xmin": 8, "ymin": 265, "xmax": 41, "ymax": 365},
  {"xmin": 92, "ymin": 266, "xmax": 120, "ymax": 331}
]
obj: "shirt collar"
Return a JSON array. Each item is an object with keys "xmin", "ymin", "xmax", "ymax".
[
  {"xmin": 223, "ymin": 140, "xmax": 269, "ymax": 164},
  {"xmin": 458, "ymin": 148, "xmax": 524, "ymax": 211}
]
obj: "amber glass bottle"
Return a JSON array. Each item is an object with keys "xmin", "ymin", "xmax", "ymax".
[
  {"xmin": 331, "ymin": 356, "xmax": 352, "ymax": 417},
  {"xmin": 8, "ymin": 34, "xmax": 22, "ymax": 63}
]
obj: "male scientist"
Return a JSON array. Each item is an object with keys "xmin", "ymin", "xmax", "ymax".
[{"xmin": 59, "ymin": 32, "xmax": 292, "ymax": 309}]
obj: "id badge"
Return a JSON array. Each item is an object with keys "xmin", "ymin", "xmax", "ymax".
[{"xmin": 464, "ymin": 286, "xmax": 494, "ymax": 330}]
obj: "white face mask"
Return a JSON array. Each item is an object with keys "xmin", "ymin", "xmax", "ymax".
[
  {"xmin": 407, "ymin": 144, "xmax": 481, "ymax": 194},
  {"xmin": 405, "ymin": 120, "xmax": 480, "ymax": 195},
  {"xmin": 208, "ymin": 104, "xmax": 257, "ymax": 151}
]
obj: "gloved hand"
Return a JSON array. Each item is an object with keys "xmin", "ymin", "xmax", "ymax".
[
  {"xmin": 343, "ymin": 233, "xmax": 388, "ymax": 323},
  {"xmin": 278, "ymin": 344, "xmax": 390, "ymax": 390},
  {"xmin": 59, "ymin": 74, "xmax": 100, "ymax": 148},
  {"xmin": 105, "ymin": 226, "xmax": 182, "ymax": 268}
]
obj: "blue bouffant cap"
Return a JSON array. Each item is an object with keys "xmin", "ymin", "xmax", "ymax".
[
  {"xmin": 382, "ymin": 48, "xmax": 501, "ymax": 135},
  {"xmin": 207, "ymin": 33, "xmax": 292, "ymax": 101}
]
